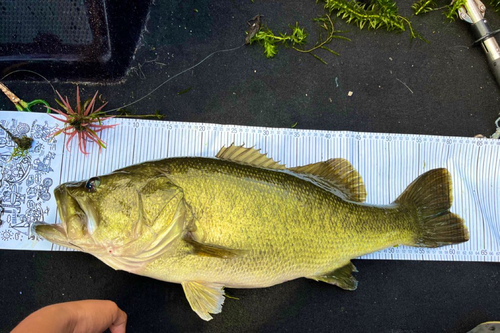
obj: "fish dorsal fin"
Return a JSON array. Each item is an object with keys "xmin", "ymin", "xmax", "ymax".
[
  {"xmin": 216, "ymin": 144, "xmax": 286, "ymax": 170},
  {"xmin": 289, "ymin": 158, "xmax": 367, "ymax": 202},
  {"xmin": 182, "ymin": 281, "xmax": 225, "ymax": 321}
]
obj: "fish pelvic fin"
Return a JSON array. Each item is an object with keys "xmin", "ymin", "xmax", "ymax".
[
  {"xmin": 309, "ymin": 261, "xmax": 358, "ymax": 291},
  {"xmin": 182, "ymin": 281, "xmax": 225, "ymax": 321},
  {"xmin": 395, "ymin": 168, "xmax": 469, "ymax": 248}
]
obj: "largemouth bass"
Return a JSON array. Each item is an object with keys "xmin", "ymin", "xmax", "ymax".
[{"xmin": 35, "ymin": 145, "xmax": 469, "ymax": 320}]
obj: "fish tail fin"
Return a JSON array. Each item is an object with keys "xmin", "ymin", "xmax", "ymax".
[{"xmin": 395, "ymin": 168, "xmax": 469, "ymax": 248}]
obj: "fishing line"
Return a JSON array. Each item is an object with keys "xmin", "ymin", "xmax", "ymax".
[
  {"xmin": 1, "ymin": 70, "xmax": 57, "ymax": 94},
  {"xmin": 1, "ymin": 44, "xmax": 245, "ymax": 112},
  {"xmin": 105, "ymin": 43, "xmax": 245, "ymax": 113}
]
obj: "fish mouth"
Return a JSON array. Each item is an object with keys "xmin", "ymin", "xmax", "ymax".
[
  {"xmin": 34, "ymin": 183, "xmax": 88, "ymax": 250},
  {"xmin": 34, "ymin": 223, "xmax": 74, "ymax": 249},
  {"xmin": 54, "ymin": 183, "xmax": 88, "ymax": 230}
]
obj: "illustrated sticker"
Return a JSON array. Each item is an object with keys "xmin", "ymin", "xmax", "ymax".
[{"xmin": 0, "ymin": 114, "xmax": 63, "ymax": 250}]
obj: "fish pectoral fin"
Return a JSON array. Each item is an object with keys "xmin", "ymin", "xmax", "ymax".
[
  {"xmin": 309, "ymin": 261, "xmax": 358, "ymax": 291},
  {"xmin": 183, "ymin": 233, "xmax": 244, "ymax": 259},
  {"xmin": 182, "ymin": 281, "xmax": 225, "ymax": 321}
]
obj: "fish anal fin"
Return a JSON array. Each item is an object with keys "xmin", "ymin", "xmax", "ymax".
[
  {"xmin": 182, "ymin": 281, "xmax": 225, "ymax": 321},
  {"xmin": 309, "ymin": 261, "xmax": 358, "ymax": 291},
  {"xmin": 290, "ymin": 158, "xmax": 367, "ymax": 202},
  {"xmin": 183, "ymin": 233, "xmax": 244, "ymax": 259},
  {"xmin": 216, "ymin": 144, "xmax": 286, "ymax": 170}
]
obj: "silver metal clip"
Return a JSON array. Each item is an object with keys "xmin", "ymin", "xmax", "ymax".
[
  {"xmin": 457, "ymin": 0, "xmax": 500, "ymax": 86},
  {"xmin": 458, "ymin": 0, "xmax": 486, "ymax": 23}
]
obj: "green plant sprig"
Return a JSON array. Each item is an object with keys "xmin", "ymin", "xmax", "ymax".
[
  {"xmin": 324, "ymin": 0, "xmax": 422, "ymax": 40},
  {"xmin": 250, "ymin": 14, "xmax": 348, "ymax": 63},
  {"xmin": 116, "ymin": 109, "xmax": 165, "ymax": 119},
  {"xmin": 251, "ymin": 22, "xmax": 308, "ymax": 58},
  {"xmin": 294, "ymin": 15, "xmax": 348, "ymax": 52},
  {"xmin": 412, "ymin": 0, "xmax": 457, "ymax": 16},
  {"xmin": 412, "ymin": 0, "xmax": 439, "ymax": 15},
  {"xmin": 0, "ymin": 123, "xmax": 33, "ymax": 160},
  {"xmin": 491, "ymin": 0, "xmax": 500, "ymax": 12},
  {"xmin": 444, "ymin": 0, "xmax": 467, "ymax": 20},
  {"xmin": 410, "ymin": 0, "xmax": 468, "ymax": 21}
]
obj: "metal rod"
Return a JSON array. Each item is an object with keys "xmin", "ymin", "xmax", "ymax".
[{"xmin": 464, "ymin": 0, "xmax": 500, "ymax": 85}]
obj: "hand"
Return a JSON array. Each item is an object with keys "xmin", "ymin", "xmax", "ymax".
[{"xmin": 12, "ymin": 300, "xmax": 127, "ymax": 333}]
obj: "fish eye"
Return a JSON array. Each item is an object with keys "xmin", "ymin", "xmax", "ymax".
[{"xmin": 85, "ymin": 177, "xmax": 101, "ymax": 193}]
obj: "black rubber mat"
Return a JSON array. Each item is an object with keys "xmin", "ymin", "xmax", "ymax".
[
  {"xmin": 1, "ymin": 1, "xmax": 500, "ymax": 332},
  {"xmin": 0, "ymin": 0, "xmax": 151, "ymax": 81}
]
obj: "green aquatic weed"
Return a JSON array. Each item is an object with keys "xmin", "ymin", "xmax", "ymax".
[
  {"xmin": 116, "ymin": 109, "xmax": 164, "ymax": 119},
  {"xmin": 444, "ymin": 0, "xmax": 467, "ymax": 20},
  {"xmin": 250, "ymin": 15, "xmax": 348, "ymax": 63},
  {"xmin": 324, "ymin": 0, "xmax": 421, "ymax": 39},
  {"xmin": 411, "ymin": 0, "xmax": 468, "ymax": 21},
  {"xmin": 0, "ymin": 123, "xmax": 33, "ymax": 160},
  {"xmin": 412, "ymin": 0, "xmax": 438, "ymax": 15},
  {"xmin": 491, "ymin": 0, "xmax": 500, "ymax": 12},
  {"xmin": 251, "ymin": 22, "xmax": 308, "ymax": 58}
]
